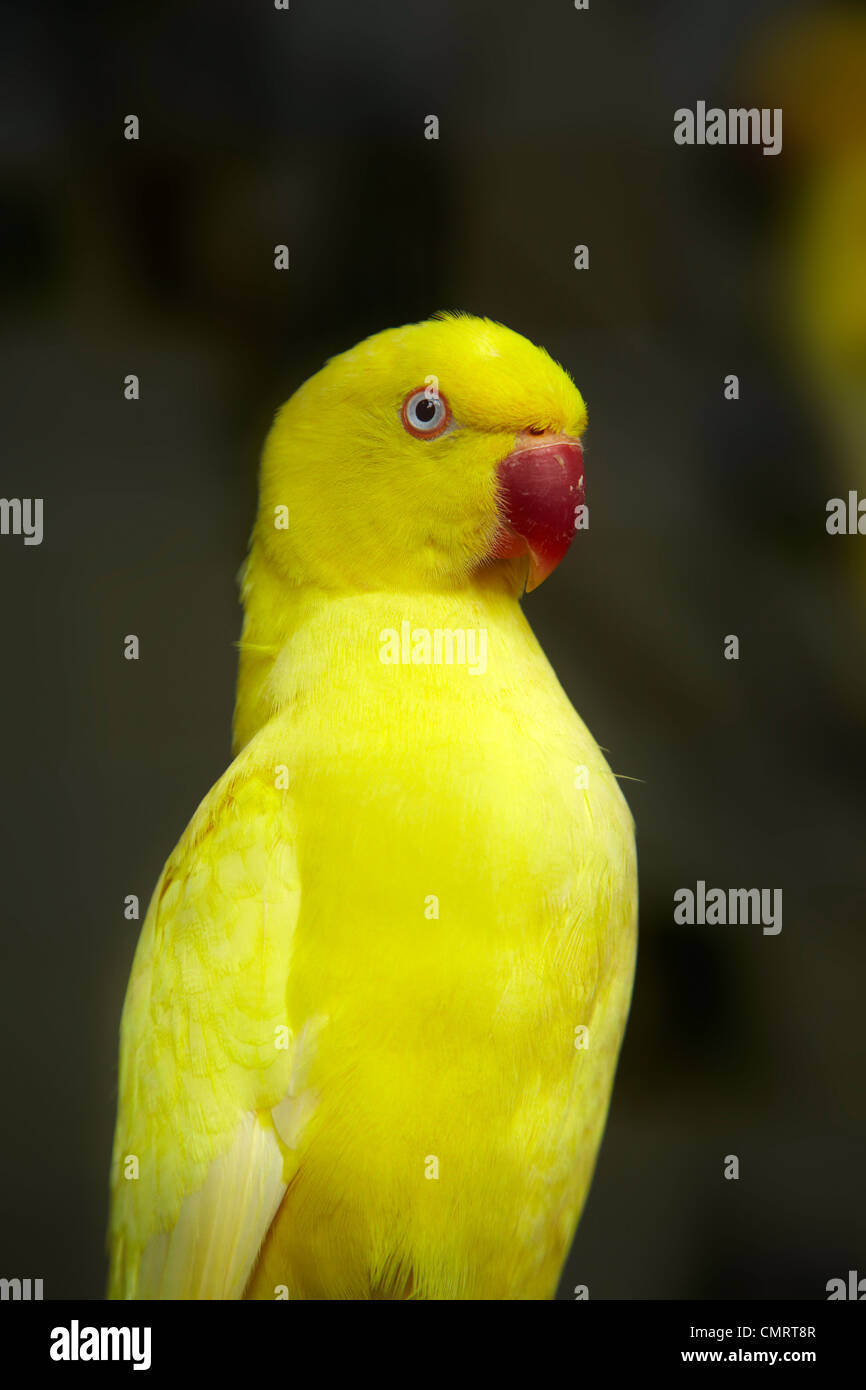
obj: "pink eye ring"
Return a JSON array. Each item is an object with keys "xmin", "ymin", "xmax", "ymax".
[{"xmin": 401, "ymin": 387, "xmax": 451, "ymax": 439}]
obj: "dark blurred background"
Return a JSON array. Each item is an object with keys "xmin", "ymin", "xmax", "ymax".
[{"xmin": 1, "ymin": 0, "xmax": 864, "ymax": 1300}]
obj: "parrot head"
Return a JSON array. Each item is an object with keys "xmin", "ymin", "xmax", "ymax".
[{"xmin": 254, "ymin": 313, "xmax": 588, "ymax": 594}]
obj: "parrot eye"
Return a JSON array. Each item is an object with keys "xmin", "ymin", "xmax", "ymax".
[{"xmin": 401, "ymin": 388, "xmax": 451, "ymax": 440}]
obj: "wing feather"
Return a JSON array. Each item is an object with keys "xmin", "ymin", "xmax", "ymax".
[{"xmin": 108, "ymin": 754, "xmax": 303, "ymax": 1299}]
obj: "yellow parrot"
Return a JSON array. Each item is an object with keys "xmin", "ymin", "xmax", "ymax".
[{"xmin": 108, "ymin": 313, "xmax": 638, "ymax": 1300}]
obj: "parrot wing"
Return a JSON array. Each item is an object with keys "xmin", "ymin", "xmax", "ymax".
[{"xmin": 108, "ymin": 758, "xmax": 306, "ymax": 1299}]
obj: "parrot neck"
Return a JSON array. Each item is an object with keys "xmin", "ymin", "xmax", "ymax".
[{"xmin": 232, "ymin": 541, "xmax": 535, "ymax": 755}]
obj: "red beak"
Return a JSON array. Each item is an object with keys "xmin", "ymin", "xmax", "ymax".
[{"xmin": 492, "ymin": 433, "xmax": 586, "ymax": 591}]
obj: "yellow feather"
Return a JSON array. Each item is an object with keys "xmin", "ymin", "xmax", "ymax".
[{"xmin": 108, "ymin": 314, "xmax": 637, "ymax": 1300}]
